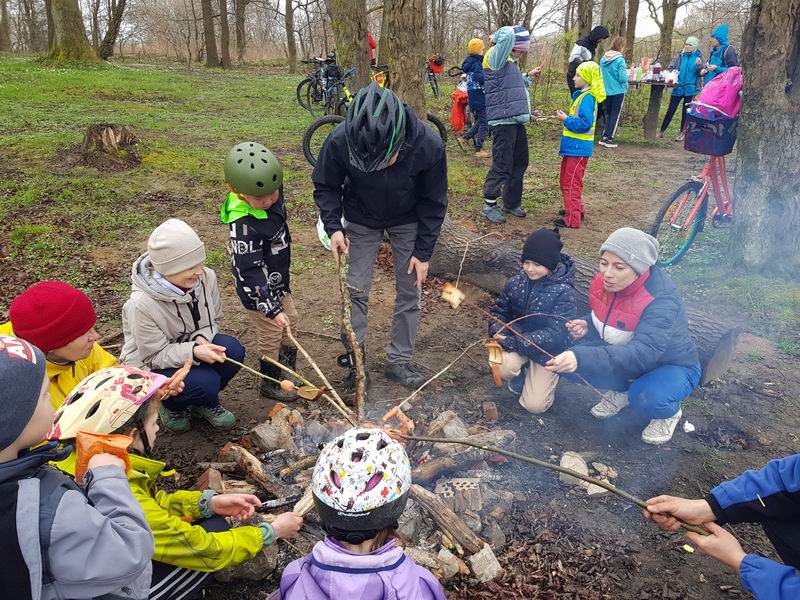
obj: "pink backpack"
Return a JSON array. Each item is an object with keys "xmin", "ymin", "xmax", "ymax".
[{"xmin": 688, "ymin": 66, "xmax": 743, "ymax": 121}]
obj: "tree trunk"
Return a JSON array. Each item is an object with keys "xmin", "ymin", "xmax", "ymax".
[
  {"xmin": 219, "ymin": 0, "xmax": 232, "ymax": 67},
  {"xmin": 234, "ymin": 0, "xmax": 249, "ymax": 62},
  {"xmin": 428, "ymin": 217, "xmax": 742, "ymax": 385},
  {"xmin": 562, "ymin": 0, "xmax": 574, "ymax": 67},
  {"xmin": 330, "ymin": 0, "xmax": 370, "ymax": 89},
  {"xmin": 731, "ymin": 0, "xmax": 800, "ymax": 276},
  {"xmin": 387, "ymin": 0, "xmax": 425, "ymax": 115},
  {"xmin": 497, "ymin": 0, "xmax": 514, "ymax": 26},
  {"xmin": 90, "ymin": 0, "xmax": 100, "ymax": 50},
  {"xmin": 657, "ymin": 0, "xmax": 678, "ymax": 63},
  {"xmin": 48, "ymin": 0, "xmax": 99, "ymax": 62},
  {"xmin": 378, "ymin": 0, "xmax": 391, "ymax": 62},
  {"xmin": 430, "ymin": 0, "xmax": 446, "ymax": 57},
  {"xmin": 45, "ymin": 0, "xmax": 55, "ymax": 49},
  {"xmin": 285, "ymin": 0, "xmax": 297, "ymax": 73},
  {"xmin": 201, "ymin": 0, "xmax": 219, "ymax": 66},
  {"xmin": 0, "ymin": 0, "xmax": 11, "ymax": 51},
  {"xmin": 98, "ymin": 0, "xmax": 127, "ymax": 60},
  {"xmin": 599, "ymin": 0, "xmax": 626, "ymax": 56},
  {"xmin": 576, "ymin": 0, "xmax": 592, "ymax": 38},
  {"xmin": 624, "ymin": 0, "xmax": 639, "ymax": 62}
]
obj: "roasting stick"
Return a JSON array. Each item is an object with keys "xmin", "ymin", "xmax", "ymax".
[
  {"xmin": 337, "ymin": 255, "xmax": 367, "ymax": 420},
  {"xmin": 391, "ymin": 431, "xmax": 711, "ymax": 537}
]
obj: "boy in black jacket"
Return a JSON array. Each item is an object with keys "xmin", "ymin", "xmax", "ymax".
[{"xmin": 221, "ymin": 142, "xmax": 297, "ymax": 401}]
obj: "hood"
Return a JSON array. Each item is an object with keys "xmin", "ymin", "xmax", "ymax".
[
  {"xmin": 130, "ymin": 253, "xmax": 195, "ymax": 304},
  {"xmin": 602, "ymin": 50, "xmax": 624, "ymax": 63},
  {"xmin": 589, "ymin": 25, "xmax": 610, "ymax": 42},
  {"xmin": 711, "ymin": 24, "xmax": 729, "ymax": 47},
  {"xmin": 0, "ymin": 443, "xmax": 71, "ymax": 484},
  {"xmin": 396, "ymin": 105, "xmax": 432, "ymax": 165},
  {"xmin": 548, "ymin": 253, "xmax": 576, "ymax": 286}
]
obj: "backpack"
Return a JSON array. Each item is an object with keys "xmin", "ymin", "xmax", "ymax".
[{"xmin": 690, "ymin": 65, "xmax": 743, "ymax": 120}]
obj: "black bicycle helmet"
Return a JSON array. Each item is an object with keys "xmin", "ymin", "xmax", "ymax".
[{"xmin": 344, "ymin": 82, "xmax": 406, "ymax": 172}]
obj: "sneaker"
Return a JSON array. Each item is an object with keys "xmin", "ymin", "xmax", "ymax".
[
  {"xmin": 590, "ymin": 391, "xmax": 630, "ymax": 419},
  {"xmin": 482, "ymin": 203, "xmax": 507, "ymax": 224},
  {"xmin": 474, "ymin": 149, "xmax": 490, "ymax": 158},
  {"xmin": 599, "ymin": 137, "xmax": 618, "ymax": 148},
  {"xmin": 384, "ymin": 361, "xmax": 427, "ymax": 389},
  {"xmin": 158, "ymin": 403, "xmax": 191, "ymax": 433},
  {"xmin": 641, "ymin": 409, "xmax": 683, "ymax": 445},
  {"xmin": 502, "ymin": 206, "xmax": 527, "ymax": 218},
  {"xmin": 674, "ymin": 132, "xmax": 685, "ymax": 142},
  {"xmin": 557, "ymin": 209, "xmax": 586, "ymax": 222},
  {"xmin": 190, "ymin": 405, "xmax": 236, "ymax": 430},
  {"xmin": 657, "ymin": 131, "xmax": 665, "ymax": 139},
  {"xmin": 508, "ymin": 367, "xmax": 527, "ymax": 395},
  {"xmin": 553, "ymin": 217, "xmax": 580, "ymax": 229}
]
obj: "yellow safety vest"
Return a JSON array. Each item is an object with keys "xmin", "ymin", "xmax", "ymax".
[{"xmin": 562, "ymin": 90, "xmax": 596, "ymax": 141}]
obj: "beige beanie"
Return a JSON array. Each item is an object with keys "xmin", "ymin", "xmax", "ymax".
[{"xmin": 148, "ymin": 218, "xmax": 206, "ymax": 275}]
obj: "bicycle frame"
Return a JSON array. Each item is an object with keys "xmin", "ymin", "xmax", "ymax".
[{"xmin": 667, "ymin": 155, "xmax": 734, "ymax": 230}]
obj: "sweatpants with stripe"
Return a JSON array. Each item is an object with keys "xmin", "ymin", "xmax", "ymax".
[
  {"xmin": 559, "ymin": 156, "xmax": 589, "ymax": 228},
  {"xmin": 149, "ymin": 516, "xmax": 229, "ymax": 600}
]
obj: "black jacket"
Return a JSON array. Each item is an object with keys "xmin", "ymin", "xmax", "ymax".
[
  {"xmin": 488, "ymin": 255, "xmax": 577, "ymax": 366},
  {"xmin": 312, "ymin": 105, "xmax": 448, "ymax": 262},
  {"xmin": 226, "ymin": 191, "xmax": 292, "ymax": 318}
]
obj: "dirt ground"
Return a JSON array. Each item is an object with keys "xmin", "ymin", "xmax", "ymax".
[{"xmin": 3, "ymin": 136, "xmax": 798, "ymax": 599}]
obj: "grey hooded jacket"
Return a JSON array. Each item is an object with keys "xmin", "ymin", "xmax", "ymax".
[
  {"xmin": 0, "ymin": 445, "xmax": 154, "ymax": 600},
  {"xmin": 119, "ymin": 253, "xmax": 223, "ymax": 370}
]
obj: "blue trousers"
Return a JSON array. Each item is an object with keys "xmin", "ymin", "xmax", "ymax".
[
  {"xmin": 463, "ymin": 107, "xmax": 488, "ymax": 150},
  {"xmin": 156, "ymin": 333, "xmax": 245, "ymax": 411},
  {"xmin": 602, "ymin": 93, "xmax": 625, "ymax": 140},
  {"xmin": 569, "ymin": 363, "xmax": 702, "ymax": 419}
]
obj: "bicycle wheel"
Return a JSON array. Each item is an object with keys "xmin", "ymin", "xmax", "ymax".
[
  {"xmin": 296, "ymin": 78, "xmax": 313, "ymax": 110},
  {"xmin": 304, "ymin": 80, "xmax": 326, "ymax": 117},
  {"xmin": 336, "ymin": 98, "xmax": 349, "ymax": 117},
  {"xmin": 303, "ymin": 115, "xmax": 344, "ymax": 167},
  {"xmin": 650, "ymin": 180, "xmax": 706, "ymax": 266},
  {"xmin": 425, "ymin": 113, "xmax": 447, "ymax": 144}
]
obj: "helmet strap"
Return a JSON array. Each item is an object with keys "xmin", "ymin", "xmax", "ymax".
[{"xmin": 133, "ymin": 413, "xmax": 153, "ymax": 457}]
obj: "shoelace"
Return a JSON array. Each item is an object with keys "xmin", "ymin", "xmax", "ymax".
[{"xmin": 207, "ymin": 405, "xmax": 228, "ymax": 416}]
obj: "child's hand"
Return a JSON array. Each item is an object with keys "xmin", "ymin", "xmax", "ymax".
[
  {"xmin": 193, "ymin": 342, "xmax": 227, "ymax": 364},
  {"xmin": 700, "ymin": 68, "xmax": 708, "ymax": 76},
  {"xmin": 272, "ymin": 512, "xmax": 304, "ymax": 539},
  {"xmin": 87, "ymin": 452, "xmax": 127, "ymax": 472},
  {"xmin": 687, "ymin": 522, "xmax": 746, "ymax": 573},
  {"xmin": 565, "ymin": 319, "xmax": 588, "ymax": 340},
  {"xmin": 273, "ymin": 312, "xmax": 290, "ymax": 329},
  {"xmin": 330, "ymin": 231, "xmax": 350, "ymax": 267},
  {"xmin": 555, "ymin": 109, "xmax": 568, "ymax": 122},
  {"xmin": 528, "ymin": 65, "xmax": 543, "ymax": 79},
  {"xmin": 644, "ymin": 495, "xmax": 715, "ymax": 528},
  {"xmin": 545, "ymin": 351, "xmax": 577, "ymax": 373},
  {"xmin": 211, "ymin": 493, "xmax": 262, "ymax": 519}
]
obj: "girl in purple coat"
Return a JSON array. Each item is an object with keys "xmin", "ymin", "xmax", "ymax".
[{"xmin": 277, "ymin": 428, "xmax": 447, "ymax": 600}]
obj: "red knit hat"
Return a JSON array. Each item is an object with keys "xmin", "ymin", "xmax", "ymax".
[{"xmin": 9, "ymin": 281, "xmax": 97, "ymax": 353}]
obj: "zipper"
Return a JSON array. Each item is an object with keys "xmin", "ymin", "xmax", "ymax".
[{"xmin": 601, "ymin": 292, "xmax": 617, "ymax": 340}]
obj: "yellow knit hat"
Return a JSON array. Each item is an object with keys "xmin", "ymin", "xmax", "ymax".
[{"xmin": 468, "ymin": 38, "xmax": 485, "ymax": 54}]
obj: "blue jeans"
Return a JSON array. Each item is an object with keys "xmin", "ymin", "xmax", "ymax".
[
  {"xmin": 156, "ymin": 333, "xmax": 245, "ymax": 411},
  {"xmin": 463, "ymin": 107, "xmax": 488, "ymax": 150},
  {"xmin": 568, "ymin": 362, "xmax": 702, "ymax": 419}
]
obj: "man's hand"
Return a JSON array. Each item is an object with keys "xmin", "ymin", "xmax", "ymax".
[
  {"xmin": 330, "ymin": 231, "xmax": 349, "ymax": 267},
  {"xmin": 565, "ymin": 319, "xmax": 588, "ymax": 340},
  {"xmin": 272, "ymin": 512, "xmax": 304, "ymax": 539},
  {"xmin": 555, "ymin": 109, "xmax": 568, "ymax": 122},
  {"xmin": 643, "ymin": 496, "xmax": 715, "ymax": 530},
  {"xmin": 193, "ymin": 342, "xmax": 227, "ymax": 364},
  {"xmin": 545, "ymin": 351, "xmax": 577, "ymax": 373},
  {"xmin": 528, "ymin": 65, "xmax": 543, "ymax": 79},
  {"xmin": 407, "ymin": 257, "xmax": 429, "ymax": 288},
  {"xmin": 211, "ymin": 494, "xmax": 261, "ymax": 520},
  {"xmin": 272, "ymin": 312, "xmax": 289, "ymax": 329},
  {"xmin": 687, "ymin": 522, "xmax": 746, "ymax": 573}
]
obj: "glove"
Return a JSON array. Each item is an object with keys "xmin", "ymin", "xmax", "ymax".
[{"xmin": 256, "ymin": 295, "xmax": 284, "ymax": 319}]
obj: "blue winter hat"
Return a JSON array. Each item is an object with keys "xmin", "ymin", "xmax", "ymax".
[
  {"xmin": 0, "ymin": 335, "xmax": 47, "ymax": 451},
  {"xmin": 711, "ymin": 24, "xmax": 729, "ymax": 46},
  {"xmin": 512, "ymin": 25, "xmax": 531, "ymax": 52}
]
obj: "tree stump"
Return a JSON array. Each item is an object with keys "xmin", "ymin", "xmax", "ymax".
[{"xmin": 81, "ymin": 124, "xmax": 140, "ymax": 170}]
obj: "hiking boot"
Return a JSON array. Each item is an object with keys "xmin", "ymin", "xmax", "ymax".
[
  {"xmin": 508, "ymin": 365, "xmax": 528, "ymax": 396},
  {"xmin": 384, "ymin": 361, "xmax": 427, "ymax": 389},
  {"xmin": 158, "ymin": 403, "xmax": 191, "ymax": 433},
  {"xmin": 590, "ymin": 391, "xmax": 630, "ymax": 419},
  {"xmin": 482, "ymin": 203, "xmax": 506, "ymax": 224},
  {"xmin": 641, "ymin": 409, "xmax": 683, "ymax": 445},
  {"xmin": 674, "ymin": 132, "xmax": 686, "ymax": 142},
  {"xmin": 190, "ymin": 404, "xmax": 237, "ymax": 430},
  {"xmin": 337, "ymin": 349, "xmax": 366, "ymax": 399},
  {"xmin": 474, "ymin": 149, "xmax": 490, "ymax": 158},
  {"xmin": 259, "ymin": 358, "xmax": 298, "ymax": 402},
  {"xmin": 503, "ymin": 206, "xmax": 527, "ymax": 218}
]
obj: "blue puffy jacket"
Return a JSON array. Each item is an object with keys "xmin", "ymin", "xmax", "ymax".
[
  {"xmin": 600, "ymin": 51, "xmax": 628, "ymax": 96},
  {"xmin": 488, "ymin": 254, "xmax": 577, "ymax": 366},
  {"xmin": 461, "ymin": 53, "xmax": 485, "ymax": 112},
  {"xmin": 559, "ymin": 89, "xmax": 597, "ymax": 158},
  {"xmin": 708, "ymin": 454, "xmax": 800, "ymax": 600},
  {"xmin": 705, "ymin": 24, "xmax": 739, "ymax": 84},
  {"xmin": 667, "ymin": 49, "xmax": 705, "ymax": 97}
]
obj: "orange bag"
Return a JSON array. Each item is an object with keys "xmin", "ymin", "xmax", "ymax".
[{"xmin": 74, "ymin": 431, "xmax": 134, "ymax": 482}]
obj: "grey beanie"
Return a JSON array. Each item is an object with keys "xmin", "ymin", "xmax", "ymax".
[
  {"xmin": 148, "ymin": 218, "xmax": 207, "ymax": 276},
  {"xmin": 600, "ymin": 227, "xmax": 660, "ymax": 275},
  {"xmin": 0, "ymin": 335, "xmax": 47, "ymax": 451}
]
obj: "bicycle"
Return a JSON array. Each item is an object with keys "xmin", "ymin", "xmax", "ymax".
[
  {"xmin": 296, "ymin": 53, "xmax": 337, "ymax": 112},
  {"xmin": 305, "ymin": 66, "xmax": 358, "ymax": 117},
  {"xmin": 427, "ymin": 54, "xmax": 444, "ymax": 99},
  {"xmin": 650, "ymin": 154, "xmax": 734, "ymax": 266}
]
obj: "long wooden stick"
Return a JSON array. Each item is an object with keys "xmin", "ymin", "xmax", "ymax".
[
  {"xmin": 393, "ymin": 432, "xmax": 710, "ymax": 536},
  {"xmin": 224, "ymin": 356, "xmax": 283, "ymax": 385},
  {"xmin": 338, "ymin": 254, "xmax": 367, "ymax": 420}
]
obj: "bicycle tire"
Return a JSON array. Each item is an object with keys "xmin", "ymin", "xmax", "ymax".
[
  {"xmin": 426, "ymin": 113, "xmax": 447, "ymax": 143},
  {"xmin": 304, "ymin": 80, "xmax": 326, "ymax": 117},
  {"xmin": 650, "ymin": 180, "xmax": 706, "ymax": 266},
  {"xmin": 336, "ymin": 98, "xmax": 349, "ymax": 117},
  {"xmin": 296, "ymin": 78, "xmax": 313, "ymax": 110},
  {"xmin": 303, "ymin": 114, "xmax": 345, "ymax": 167}
]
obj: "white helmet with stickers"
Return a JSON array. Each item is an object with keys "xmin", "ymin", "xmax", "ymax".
[{"xmin": 312, "ymin": 427, "xmax": 411, "ymax": 543}]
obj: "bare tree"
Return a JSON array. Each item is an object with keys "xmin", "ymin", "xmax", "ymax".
[
  {"xmin": 234, "ymin": 0, "xmax": 249, "ymax": 61},
  {"xmin": 430, "ymin": 0, "xmax": 448, "ymax": 56},
  {"xmin": 219, "ymin": 0, "xmax": 231, "ymax": 66},
  {"xmin": 201, "ymin": 0, "xmax": 218, "ymax": 65},
  {"xmin": 645, "ymin": 0, "xmax": 693, "ymax": 62},
  {"xmin": 285, "ymin": 0, "xmax": 296, "ymax": 72},
  {"xmin": 625, "ymin": 0, "xmax": 638, "ymax": 61},
  {"xmin": 330, "ymin": 0, "xmax": 370, "ymax": 89},
  {"xmin": 0, "ymin": 0, "xmax": 11, "ymax": 50},
  {"xmin": 387, "ymin": 0, "xmax": 425, "ymax": 115},
  {"xmin": 732, "ymin": 0, "xmax": 800, "ymax": 275},
  {"xmin": 99, "ymin": 0, "xmax": 128, "ymax": 59},
  {"xmin": 575, "ymin": 0, "xmax": 591, "ymax": 37},
  {"xmin": 378, "ymin": 0, "xmax": 391, "ymax": 61},
  {"xmin": 49, "ymin": 0, "xmax": 99, "ymax": 61}
]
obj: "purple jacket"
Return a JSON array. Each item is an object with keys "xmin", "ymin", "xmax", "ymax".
[{"xmin": 276, "ymin": 537, "xmax": 447, "ymax": 600}]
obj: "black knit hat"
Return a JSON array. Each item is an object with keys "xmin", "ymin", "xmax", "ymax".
[{"xmin": 522, "ymin": 228, "xmax": 563, "ymax": 271}]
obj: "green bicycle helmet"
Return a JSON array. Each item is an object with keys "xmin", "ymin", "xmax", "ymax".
[
  {"xmin": 224, "ymin": 142, "xmax": 283, "ymax": 197},
  {"xmin": 344, "ymin": 83, "xmax": 406, "ymax": 173}
]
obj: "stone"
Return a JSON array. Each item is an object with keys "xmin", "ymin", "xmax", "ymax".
[
  {"xmin": 591, "ymin": 462, "xmax": 618, "ymax": 479},
  {"xmin": 435, "ymin": 477, "xmax": 483, "ymax": 513},
  {"xmin": 468, "ymin": 543, "xmax": 504, "ymax": 583},
  {"xmin": 305, "ymin": 419, "xmax": 330, "ymax": 446},
  {"xmin": 436, "ymin": 547, "xmax": 461, "ymax": 582},
  {"xmin": 434, "ymin": 479, "xmax": 456, "ymax": 511},
  {"xmin": 214, "ymin": 544, "xmax": 278, "ymax": 582},
  {"xmin": 462, "ymin": 509, "xmax": 483, "ymax": 535},
  {"xmin": 194, "ymin": 468, "xmax": 224, "ymax": 492},
  {"xmin": 482, "ymin": 517, "xmax": 506, "ymax": 550},
  {"xmin": 482, "ymin": 488, "xmax": 514, "ymax": 521},
  {"xmin": 404, "ymin": 547, "xmax": 440, "ymax": 571},
  {"xmin": 397, "ymin": 499, "xmax": 423, "ymax": 542},
  {"xmin": 585, "ymin": 481, "xmax": 613, "ymax": 497},
  {"xmin": 482, "ymin": 401, "xmax": 498, "ymax": 422},
  {"xmin": 559, "ymin": 452, "xmax": 588, "ymax": 486},
  {"xmin": 427, "ymin": 411, "xmax": 469, "ymax": 455},
  {"xmin": 251, "ymin": 418, "xmax": 297, "ymax": 453}
]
